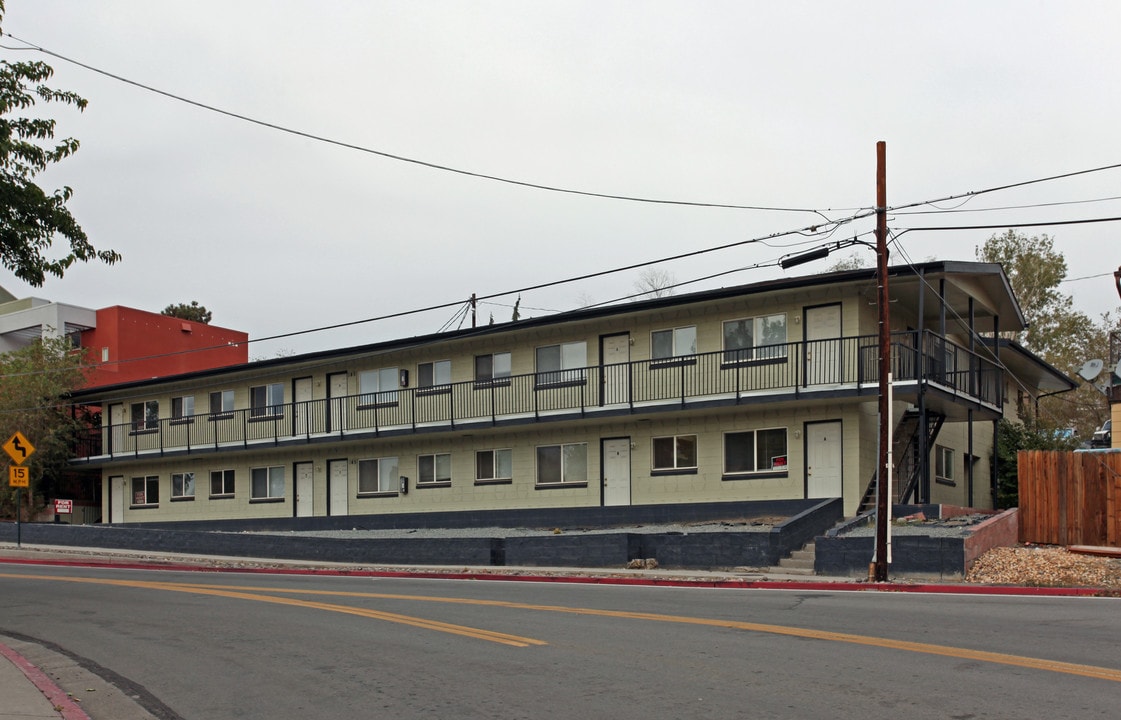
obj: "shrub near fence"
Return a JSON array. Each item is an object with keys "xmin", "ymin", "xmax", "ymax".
[{"xmin": 1017, "ymin": 450, "xmax": 1121, "ymax": 547}]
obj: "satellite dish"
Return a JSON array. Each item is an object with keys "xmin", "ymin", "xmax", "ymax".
[{"xmin": 1077, "ymin": 359, "xmax": 1104, "ymax": 382}]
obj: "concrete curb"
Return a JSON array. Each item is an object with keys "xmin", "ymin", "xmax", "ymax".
[
  {"xmin": 0, "ymin": 642, "xmax": 91, "ymax": 720},
  {"xmin": 1, "ymin": 553, "xmax": 1112, "ymax": 597}
]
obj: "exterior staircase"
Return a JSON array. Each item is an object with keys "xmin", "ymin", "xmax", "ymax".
[
  {"xmin": 771, "ymin": 541, "xmax": 817, "ymax": 575},
  {"xmin": 858, "ymin": 409, "xmax": 946, "ymax": 514}
]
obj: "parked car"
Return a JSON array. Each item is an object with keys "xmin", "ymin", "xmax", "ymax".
[{"xmin": 1090, "ymin": 419, "xmax": 1112, "ymax": 448}]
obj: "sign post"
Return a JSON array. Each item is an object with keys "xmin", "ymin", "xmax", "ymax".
[{"xmin": 5, "ymin": 432, "xmax": 37, "ymax": 548}]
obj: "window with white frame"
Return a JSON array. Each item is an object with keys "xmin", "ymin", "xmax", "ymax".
[
  {"xmin": 651, "ymin": 326, "xmax": 697, "ymax": 361},
  {"xmin": 418, "ymin": 453, "xmax": 452, "ymax": 484},
  {"xmin": 476, "ymin": 448, "xmax": 512, "ymax": 482},
  {"xmin": 652, "ymin": 435, "xmax": 698, "ymax": 471},
  {"xmin": 475, "ymin": 352, "xmax": 512, "ymax": 385},
  {"xmin": 250, "ymin": 383, "xmax": 284, "ymax": 418},
  {"xmin": 358, "ymin": 368, "xmax": 398, "ymax": 405},
  {"xmin": 171, "ymin": 396, "xmax": 194, "ymax": 420},
  {"xmin": 250, "ymin": 466, "xmax": 285, "ymax": 499},
  {"xmin": 130, "ymin": 401, "xmax": 158, "ymax": 432},
  {"xmin": 209, "ymin": 390, "xmax": 234, "ymax": 416},
  {"xmin": 131, "ymin": 475, "xmax": 159, "ymax": 505},
  {"xmin": 722, "ymin": 314, "xmax": 788, "ymax": 363},
  {"xmin": 536, "ymin": 443, "xmax": 588, "ymax": 485},
  {"xmin": 358, "ymin": 457, "xmax": 398, "ymax": 494},
  {"xmin": 171, "ymin": 472, "xmax": 195, "ymax": 499},
  {"xmin": 418, "ymin": 360, "xmax": 451, "ymax": 391},
  {"xmin": 210, "ymin": 469, "xmax": 235, "ymax": 497},
  {"xmin": 935, "ymin": 445, "xmax": 955, "ymax": 482},
  {"xmin": 723, "ymin": 428, "xmax": 789, "ymax": 475},
  {"xmin": 535, "ymin": 341, "xmax": 586, "ymax": 385}
]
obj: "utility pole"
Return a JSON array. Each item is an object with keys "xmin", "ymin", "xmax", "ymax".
[
  {"xmin": 470, "ymin": 293, "xmax": 477, "ymax": 328},
  {"xmin": 873, "ymin": 141, "xmax": 891, "ymax": 582}
]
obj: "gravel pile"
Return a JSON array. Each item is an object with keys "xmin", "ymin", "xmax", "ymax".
[{"xmin": 966, "ymin": 546, "xmax": 1121, "ymax": 589}]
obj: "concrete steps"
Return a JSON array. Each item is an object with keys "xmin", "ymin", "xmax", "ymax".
[{"xmin": 772, "ymin": 541, "xmax": 816, "ymax": 575}]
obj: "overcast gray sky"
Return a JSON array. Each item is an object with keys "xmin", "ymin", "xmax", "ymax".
[{"xmin": 3, "ymin": 1, "xmax": 1120, "ymax": 358}]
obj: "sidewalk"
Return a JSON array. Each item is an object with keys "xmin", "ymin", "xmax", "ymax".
[{"xmin": 0, "ymin": 641, "xmax": 88, "ymax": 720}]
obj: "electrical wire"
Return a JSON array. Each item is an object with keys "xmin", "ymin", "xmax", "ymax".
[
  {"xmin": 1, "ymin": 32, "xmax": 844, "ymax": 219},
  {"xmin": 892, "ymin": 195, "xmax": 1121, "ymax": 216}
]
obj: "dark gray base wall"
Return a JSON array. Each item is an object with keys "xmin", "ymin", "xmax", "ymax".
[
  {"xmin": 814, "ymin": 505, "xmax": 981, "ymax": 579},
  {"xmin": 117, "ymin": 499, "xmax": 825, "ymax": 533},
  {"xmin": 815, "ymin": 534, "xmax": 968, "ymax": 579},
  {"xmin": 0, "ymin": 498, "xmax": 843, "ymax": 571}
]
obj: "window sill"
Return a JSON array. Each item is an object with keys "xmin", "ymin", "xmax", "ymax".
[
  {"xmin": 474, "ymin": 478, "xmax": 513, "ymax": 486},
  {"xmin": 720, "ymin": 355, "xmax": 787, "ymax": 369},
  {"xmin": 473, "ymin": 379, "xmax": 512, "ymax": 390},
  {"xmin": 129, "ymin": 428, "xmax": 158, "ymax": 436},
  {"xmin": 534, "ymin": 482, "xmax": 588, "ymax": 490},
  {"xmin": 935, "ymin": 477, "xmax": 957, "ymax": 487},
  {"xmin": 357, "ymin": 491, "xmax": 399, "ymax": 498},
  {"xmin": 248, "ymin": 414, "xmax": 285, "ymax": 423},
  {"xmin": 170, "ymin": 496, "xmax": 195, "ymax": 502},
  {"xmin": 249, "ymin": 497, "xmax": 285, "ymax": 504},
  {"xmin": 721, "ymin": 471, "xmax": 789, "ymax": 481},
  {"xmin": 651, "ymin": 468, "xmax": 698, "ymax": 476},
  {"xmin": 650, "ymin": 357, "xmax": 697, "ymax": 369},
  {"xmin": 356, "ymin": 402, "xmax": 398, "ymax": 411},
  {"xmin": 209, "ymin": 494, "xmax": 235, "ymax": 500},
  {"xmin": 534, "ymin": 378, "xmax": 587, "ymax": 391},
  {"xmin": 416, "ymin": 386, "xmax": 452, "ymax": 397},
  {"xmin": 169, "ymin": 418, "xmax": 194, "ymax": 426},
  {"xmin": 415, "ymin": 481, "xmax": 452, "ymax": 489},
  {"xmin": 129, "ymin": 503, "xmax": 159, "ymax": 509},
  {"xmin": 208, "ymin": 413, "xmax": 234, "ymax": 422}
]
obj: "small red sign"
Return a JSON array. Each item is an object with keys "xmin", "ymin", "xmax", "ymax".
[{"xmin": 53, "ymin": 499, "xmax": 73, "ymax": 514}]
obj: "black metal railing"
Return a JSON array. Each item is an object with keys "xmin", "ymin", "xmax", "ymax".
[{"xmin": 75, "ymin": 331, "xmax": 1001, "ymax": 461}]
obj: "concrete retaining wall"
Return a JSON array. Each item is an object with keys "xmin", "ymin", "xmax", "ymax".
[{"xmin": 0, "ymin": 498, "xmax": 843, "ymax": 571}]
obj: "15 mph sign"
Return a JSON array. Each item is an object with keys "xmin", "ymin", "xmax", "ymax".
[{"xmin": 5, "ymin": 431, "xmax": 35, "ymax": 488}]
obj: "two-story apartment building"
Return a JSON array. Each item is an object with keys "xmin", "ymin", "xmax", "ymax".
[{"xmin": 69, "ymin": 261, "xmax": 1072, "ymax": 525}]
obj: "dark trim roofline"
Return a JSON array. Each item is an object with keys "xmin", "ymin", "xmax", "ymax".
[{"xmin": 70, "ymin": 260, "xmax": 1012, "ymax": 400}]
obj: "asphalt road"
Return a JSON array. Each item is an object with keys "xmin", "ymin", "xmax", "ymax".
[{"xmin": 2, "ymin": 563, "xmax": 1119, "ymax": 719}]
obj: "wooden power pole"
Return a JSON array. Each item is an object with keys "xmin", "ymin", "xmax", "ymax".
[{"xmin": 873, "ymin": 141, "xmax": 891, "ymax": 582}]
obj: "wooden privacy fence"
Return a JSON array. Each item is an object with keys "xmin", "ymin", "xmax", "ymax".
[{"xmin": 1018, "ymin": 451, "xmax": 1121, "ymax": 547}]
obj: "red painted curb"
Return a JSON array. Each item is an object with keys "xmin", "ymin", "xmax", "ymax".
[
  {"xmin": 0, "ymin": 642, "xmax": 91, "ymax": 720},
  {"xmin": 1, "ymin": 556, "xmax": 1111, "ymax": 596}
]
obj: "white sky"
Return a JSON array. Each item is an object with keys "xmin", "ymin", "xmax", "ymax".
[{"xmin": 3, "ymin": 1, "xmax": 1120, "ymax": 358}]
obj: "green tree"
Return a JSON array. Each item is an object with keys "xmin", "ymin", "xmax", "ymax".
[
  {"xmin": 0, "ymin": 335, "xmax": 87, "ymax": 519},
  {"xmin": 162, "ymin": 300, "xmax": 212, "ymax": 324},
  {"xmin": 977, "ymin": 230, "xmax": 1119, "ymax": 448},
  {"xmin": 0, "ymin": 1, "xmax": 121, "ymax": 286}
]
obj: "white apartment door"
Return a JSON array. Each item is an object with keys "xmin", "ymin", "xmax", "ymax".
[
  {"xmin": 109, "ymin": 475, "xmax": 124, "ymax": 523},
  {"xmin": 806, "ymin": 420, "xmax": 843, "ymax": 499},
  {"xmin": 602, "ymin": 438, "xmax": 632, "ymax": 506},
  {"xmin": 804, "ymin": 304, "xmax": 842, "ymax": 386},
  {"xmin": 293, "ymin": 377, "xmax": 312, "ymax": 436},
  {"xmin": 327, "ymin": 372, "xmax": 348, "ymax": 433},
  {"xmin": 109, "ymin": 403, "xmax": 125, "ymax": 453},
  {"xmin": 601, "ymin": 334, "xmax": 630, "ymax": 405},
  {"xmin": 328, "ymin": 459, "xmax": 348, "ymax": 516},
  {"xmin": 295, "ymin": 462, "xmax": 314, "ymax": 517}
]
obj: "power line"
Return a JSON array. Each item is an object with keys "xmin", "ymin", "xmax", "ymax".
[
  {"xmin": 894, "ymin": 216, "xmax": 1121, "ymax": 233},
  {"xmin": 891, "ymin": 195, "xmax": 1121, "ymax": 216},
  {"xmin": 2, "ymin": 32, "xmax": 842, "ymax": 219}
]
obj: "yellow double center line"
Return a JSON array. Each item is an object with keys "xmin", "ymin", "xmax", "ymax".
[{"xmin": 5, "ymin": 571, "xmax": 1121, "ymax": 682}]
